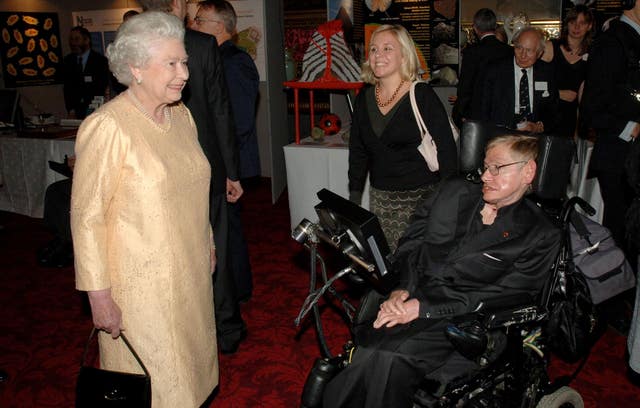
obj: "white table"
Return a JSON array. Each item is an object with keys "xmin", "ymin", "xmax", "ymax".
[
  {"xmin": 0, "ymin": 135, "xmax": 75, "ymax": 218},
  {"xmin": 283, "ymin": 134, "xmax": 369, "ymax": 231}
]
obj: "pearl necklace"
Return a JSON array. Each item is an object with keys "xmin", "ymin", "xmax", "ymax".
[
  {"xmin": 375, "ymin": 80, "xmax": 405, "ymax": 108},
  {"xmin": 127, "ymin": 89, "xmax": 171, "ymax": 128}
]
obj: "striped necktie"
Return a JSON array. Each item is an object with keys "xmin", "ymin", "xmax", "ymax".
[{"xmin": 519, "ymin": 68, "xmax": 530, "ymax": 116}]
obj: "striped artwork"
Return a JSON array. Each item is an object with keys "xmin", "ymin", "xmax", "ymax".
[{"xmin": 299, "ymin": 20, "xmax": 360, "ymax": 83}]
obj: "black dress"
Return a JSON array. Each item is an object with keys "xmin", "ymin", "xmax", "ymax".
[{"xmin": 551, "ymin": 39, "xmax": 588, "ymax": 138}]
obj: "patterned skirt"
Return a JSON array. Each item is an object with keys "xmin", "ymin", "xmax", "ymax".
[{"xmin": 369, "ymin": 184, "xmax": 437, "ymax": 252}]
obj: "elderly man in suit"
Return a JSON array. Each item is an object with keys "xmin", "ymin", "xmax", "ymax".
[
  {"xmin": 453, "ymin": 8, "xmax": 512, "ymax": 128},
  {"xmin": 138, "ymin": 0, "xmax": 247, "ymax": 355},
  {"xmin": 478, "ymin": 27, "xmax": 560, "ymax": 134},
  {"xmin": 62, "ymin": 26, "xmax": 110, "ymax": 119},
  {"xmin": 194, "ymin": 0, "xmax": 260, "ymax": 303}
]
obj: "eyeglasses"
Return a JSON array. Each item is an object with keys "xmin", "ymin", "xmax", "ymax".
[
  {"xmin": 480, "ymin": 161, "xmax": 528, "ymax": 176},
  {"xmin": 194, "ymin": 16, "xmax": 222, "ymax": 25}
]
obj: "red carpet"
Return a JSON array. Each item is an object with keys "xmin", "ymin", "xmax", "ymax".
[{"xmin": 0, "ymin": 178, "xmax": 638, "ymax": 407}]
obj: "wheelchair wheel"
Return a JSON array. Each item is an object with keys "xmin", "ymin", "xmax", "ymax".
[{"xmin": 536, "ymin": 386, "xmax": 584, "ymax": 408}]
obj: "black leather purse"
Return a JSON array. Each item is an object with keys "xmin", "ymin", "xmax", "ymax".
[{"xmin": 76, "ymin": 328, "xmax": 151, "ymax": 408}]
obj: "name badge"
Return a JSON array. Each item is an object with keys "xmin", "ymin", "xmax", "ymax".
[
  {"xmin": 534, "ymin": 81, "xmax": 547, "ymax": 91},
  {"xmin": 84, "ymin": 75, "xmax": 93, "ymax": 83}
]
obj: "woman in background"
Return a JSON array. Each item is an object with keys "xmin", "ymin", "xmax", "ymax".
[
  {"xmin": 71, "ymin": 12, "xmax": 217, "ymax": 407},
  {"xmin": 348, "ymin": 24, "xmax": 457, "ymax": 251},
  {"xmin": 542, "ymin": 5, "xmax": 594, "ymax": 138}
]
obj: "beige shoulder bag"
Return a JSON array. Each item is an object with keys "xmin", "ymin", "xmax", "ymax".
[{"xmin": 409, "ymin": 81, "xmax": 459, "ymax": 172}]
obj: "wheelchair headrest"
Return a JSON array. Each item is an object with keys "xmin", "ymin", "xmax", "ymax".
[
  {"xmin": 459, "ymin": 121, "xmax": 509, "ymax": 175},
  {"xmin": 459, "ymin": 120, "xmax": 575, "ymax": 200},
  {"xmin": 533, "ymin": 135, "xmax": 575, "ymax": 200}
]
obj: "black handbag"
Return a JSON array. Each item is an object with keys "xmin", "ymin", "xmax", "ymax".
[
  {"xmin": 546, "ymin": 267, "xmax": 600, "ymax": 363},
  {"xmin": 76, "ymin": 328, "xmax": 151, "ymax": 408}
]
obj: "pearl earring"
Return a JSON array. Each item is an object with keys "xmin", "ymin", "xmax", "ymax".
[{"xmin": 136, "ymin": 77, "xmax": 142, "ymax": 84}]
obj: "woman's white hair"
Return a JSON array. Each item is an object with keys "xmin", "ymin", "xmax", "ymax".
[{"xmin": 107, "ymin": 11, "xmax": 185, "ymax": 86}]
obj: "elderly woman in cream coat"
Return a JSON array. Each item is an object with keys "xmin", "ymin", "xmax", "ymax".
[{"xmin": 71, "ymin": 12, "xmax": 217, "ymax": 407}]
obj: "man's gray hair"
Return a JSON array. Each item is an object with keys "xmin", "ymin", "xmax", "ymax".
[
  {"xmin": 473, "ymin": 8, "xmax": 497, "ymax": 33},
  {"xmin": 512, "ymin": 27, "xmax": 545, "ymax": 54},
  {"xmin": 107, "ymin": 11, "xmax": 185, "ymax": 86},
  {"xmin": 199, "ymin": 1, "xmax": 238, "ymax": 34}
]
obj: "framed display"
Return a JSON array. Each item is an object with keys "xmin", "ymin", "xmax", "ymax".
[{"xmin": 0, "ymin": 12, "xmax": 63, "ymax": 87}]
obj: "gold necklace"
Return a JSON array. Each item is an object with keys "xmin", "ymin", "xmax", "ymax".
[{"xmin": 375, "ymin": 80, "xmax": 405, "ymax": 108}]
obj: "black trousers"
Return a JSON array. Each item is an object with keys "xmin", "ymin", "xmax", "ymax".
[
  {"xmin": 227, "ymin": 200, "xmax": 252, "ymax": 301},
  {"xmin": 43, "ymin": 178, "xmax": 72, "ymax": 243},
  {"xmin": 210, "ymin": 192, "xmax": 245, "ymax": 346},
  {"xmin": 323, "ymin": 319, "xmax": 453, "ymax": 408},
  {"xmin": 597, "ymin": 171, "xmax": 634, "ymax": 254}
]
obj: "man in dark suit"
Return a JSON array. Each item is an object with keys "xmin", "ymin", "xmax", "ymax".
[
  {"xmin": 323, "ymin": 135, "xmax": 561, "ymax": 407},
  {"xmin": 453, "ymin": 8, "xmax": 512, "ymax": 128},
  {"xmin": 62, "ymin": 26, "xmax": 110, "ymax": 119},
  {"xmin": 194, "ymin": 0, "xmax": 260, "ymax": 303},
  {"xmin": 478, "ymin": 27, "xmax": 560, "ymax": 134},
  {"xmin": 139, "ymin": 0, "xmax": 246, "ymax": 354},
  {"xmin": 581, "ymin": 1, "xmax": 640, "ymax": 252}
]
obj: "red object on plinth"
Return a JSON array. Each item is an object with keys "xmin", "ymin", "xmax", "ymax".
[{"xmin": 283, "ymin": 80, "xmax": 364, "ymax": 144}]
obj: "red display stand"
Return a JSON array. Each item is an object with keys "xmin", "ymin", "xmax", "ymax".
[{"xmin": 284, "ymin": 80, "xmax": 363, "ymax": 144}]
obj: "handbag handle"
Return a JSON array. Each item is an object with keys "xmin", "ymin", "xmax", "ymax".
[
  {"xmin": 569, "ymin": 211, "xmax": 594, "ymax": 247},
  {"xmin": 81, "ymin": 327, "xmax": 150, "ymax": 377},
  {"xmin": 409, "ymin": 81, "xmax": 429, "ymax": 139}
]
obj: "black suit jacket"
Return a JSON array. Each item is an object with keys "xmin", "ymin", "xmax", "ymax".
[
  {"xmin": 182, "ymin": 29, "xmax": 238, "ymax": 194},
  {"xmin": 393, "ymin": 178, "xmax": 561, "ymax": 319},
  {"xmin": 454, "ymin": 34, "xmax": 512, "ymax": 126},
  {"xmin": 479, "ymin": 57, "xmax": 560, "ymax": 133},
  {"xmin": 63, "ymin": 50, "xmax": 110, "ymax": 118},
  {"xmin": 219, "ymin": 40, "xmax": 260, "ymax": 179},
  {"xmin": 581, "ymin": 18, "xmax": 640, "ymax": 173}
]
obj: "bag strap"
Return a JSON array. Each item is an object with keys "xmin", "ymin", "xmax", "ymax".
[
  {"xmin": 410, "ymin": 81, "xmax": 461, "ymax": 147},
  {"xmin": 81, "ymin": 327, "xmax": 150, "ymax": 377},
  {"xmin": 409, "ymin": 81, "xmax": 429, "ymax": 139},
  {"xmin": 569, "ymin": 211, "xmax": 595, "ymax": 248}
]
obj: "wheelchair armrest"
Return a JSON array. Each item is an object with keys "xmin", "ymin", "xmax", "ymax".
[
  {"xmin": 467, "ymin": 294, "xmax": 542, "ymax": 329},
  {"xmin": 471, "ymin": 293, "xmax": 534, "ymax": 314},
  {"xmin": 445, "ymin": 294, "xmax": 543, "ymax": 361},
  {"xmin": 482, "ymin": 304, "xmax": 543, "ymax": 329}
]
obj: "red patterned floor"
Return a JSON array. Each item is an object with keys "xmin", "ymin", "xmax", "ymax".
[{"xmin": 0, "ymin": 178, "xmax": 638, "ymax": 407}]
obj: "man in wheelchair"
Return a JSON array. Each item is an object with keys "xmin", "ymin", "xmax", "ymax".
[{"xmin": 322, "ymin": 134, "xmax": 562, "ymax": 407}]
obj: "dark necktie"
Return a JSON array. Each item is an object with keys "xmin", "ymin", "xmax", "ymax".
[
  {"xmin": 519, "ymin": 68, "xmax": 530, "ymax": 116},
  {"xmin": 77, "ymin": 55, "xmax": 83, "ymax": 73}
]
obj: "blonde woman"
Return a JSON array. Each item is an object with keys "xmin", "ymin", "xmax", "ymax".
[{"xmin": 349, "ymin": 24, "xmax": 457, "ymax": 250}]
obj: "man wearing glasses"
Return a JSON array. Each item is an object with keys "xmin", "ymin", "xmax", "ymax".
[
  {"xmin": 323, "ymin": 135, "xmax": 561, "ymax": 408},
  {"xmin": 476, "ymin": 27, "xmax": 560, "ymax": 135}
]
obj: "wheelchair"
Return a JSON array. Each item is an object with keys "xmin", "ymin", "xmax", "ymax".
[{"xmin": 294, "ymin": 123, "xmax": 594, "ymax": 408}]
